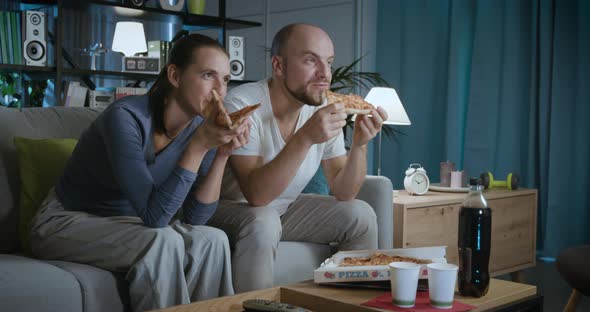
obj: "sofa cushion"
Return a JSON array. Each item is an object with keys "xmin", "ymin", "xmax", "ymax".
[
  {"xmin": 48, "ymin": 260, "xmax": 129, "ymax": 312},
  {"xmin": 0, "ymin": 254, "xmax": 83, "ymax": 312},
  {"xmin": 14, "ymin": 137, "xmax": 78, "ymax": 253},
  {"xmin": 0, "ymin": 106, "xmax": 102, "ymax": 253},
  {"xmin": 302, "ymin": 167, "xmax": 330, "ymax": 195}
]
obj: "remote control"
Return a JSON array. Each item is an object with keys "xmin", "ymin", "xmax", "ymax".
[{"xmin": 242, "ymin": 299, "xmax": 309, "ymax": 312}]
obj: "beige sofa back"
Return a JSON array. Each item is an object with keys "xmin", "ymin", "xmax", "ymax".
[{"xmin": 0, "ymin": 107, "xmax": 102, "ymax": 253}]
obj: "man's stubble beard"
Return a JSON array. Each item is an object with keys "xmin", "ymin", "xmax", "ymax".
[{"xmin": 282, "ymin": 64, "xmax": 326, "ymax": 107}]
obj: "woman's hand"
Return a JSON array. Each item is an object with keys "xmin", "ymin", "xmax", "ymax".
[
  {"xmin": 217, "ymin": 120, "xmax": 251, "ymax": 157},
  {"xmin": 192, "ymin": 92, "xmax": 248, "ymax": 151}
]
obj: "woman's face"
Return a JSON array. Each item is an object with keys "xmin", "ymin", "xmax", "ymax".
[{"xmin": 175, "ymin": 46, "xmax": 230, "ymax": 116}]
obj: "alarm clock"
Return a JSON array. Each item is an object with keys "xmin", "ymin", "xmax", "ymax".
[{"xmin": 403, "ymin": 163, "xmax": 430, "ymax": 195}]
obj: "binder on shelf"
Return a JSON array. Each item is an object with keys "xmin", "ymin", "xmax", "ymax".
[
  {"xmin": 14, "ymin": 12, "xmax": 22, "ymax": 65},
  {"xmin": 0, "ymin": 12, "xmax": 9, "ymax": 63},
  {"xmin": 6, "ymin": 12, "xmax": 14, "ymax": 64}
]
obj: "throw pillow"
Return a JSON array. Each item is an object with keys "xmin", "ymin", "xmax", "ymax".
[
  {"xmin": 302, "ymin": 166, "xmax": 330, "ymax": 195},
  {"xmin": 13, "ymin": 137, "xmax": 78, "ymax": 253}
]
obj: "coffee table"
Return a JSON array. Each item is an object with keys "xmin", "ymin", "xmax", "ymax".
[{"xmin": 151, "ymin": 278, "xmax": 540, "ymax": 311}]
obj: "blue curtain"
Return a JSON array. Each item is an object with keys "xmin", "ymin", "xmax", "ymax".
[{"xmin": 376, "ymin": 0, "xmax": 590, "ymax": 258}]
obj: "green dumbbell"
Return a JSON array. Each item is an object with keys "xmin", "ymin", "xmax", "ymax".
[{"xmin": 480, "ymin": 172, "xmax": 520, "ymax": 190}]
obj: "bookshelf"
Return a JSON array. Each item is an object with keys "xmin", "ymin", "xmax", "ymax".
[{"xmin": 1, "ymin": 0, "xmax": 262, "ymax": 106}]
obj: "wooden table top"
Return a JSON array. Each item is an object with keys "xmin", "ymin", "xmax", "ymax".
[
  {"xmin": 394, "ymin": 188, "xmax": 537, "ymax": 208},
  {"xmin": 152, "ymin": 278, "xmax": 537, "ymax": 312}
]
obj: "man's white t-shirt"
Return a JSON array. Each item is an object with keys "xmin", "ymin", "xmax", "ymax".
[{"xmin": 220, "ymin": 80, "xmax": 347, "ymax": 215}]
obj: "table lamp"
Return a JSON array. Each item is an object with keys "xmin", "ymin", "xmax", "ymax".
[
  {"xmin": 111, "ymin": 21, "xmax": 147, "ymax": 57},
  {"xmin": 361, "ymin": 87, "xmax": 411, "ymax": 176}
]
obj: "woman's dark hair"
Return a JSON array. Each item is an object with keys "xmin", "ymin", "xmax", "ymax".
[{"xmin": 148, "ymin": 33, "xmax": 227, "ymax": 137}]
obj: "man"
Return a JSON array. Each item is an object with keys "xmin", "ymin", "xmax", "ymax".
[{"xmin": 209, "ymin": 23, "xmax": 388, "ymax": 292}]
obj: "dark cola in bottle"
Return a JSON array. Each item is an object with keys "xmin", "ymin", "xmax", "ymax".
[{"xmin": 458, "ymin": 178, "xmax": 492, "ymax": 297}]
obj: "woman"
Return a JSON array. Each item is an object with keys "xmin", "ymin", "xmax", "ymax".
[{"xmin": 28, "ymin": 34, "xmax": 249, "ymax": 311}]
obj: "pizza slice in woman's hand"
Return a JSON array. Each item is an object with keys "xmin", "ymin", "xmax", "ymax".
[
  {"xmin": 324, "ymin": 90, "xmax": 375, "ymax": 115},
  {"xmin": 210, "ymin": 90, "xmax": 261, "ymax": 129},
  {"xmin": 226, "ymin": 103, "xmax": 261, "ymax": 129}
]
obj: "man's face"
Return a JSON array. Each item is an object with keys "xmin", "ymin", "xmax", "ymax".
[{"xmin": 277, "ymin": 26, "xmax": 335, "ymax": 106}]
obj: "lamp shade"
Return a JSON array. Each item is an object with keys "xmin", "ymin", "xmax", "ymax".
[
  {"xmin": 364, "ymin": 87, "xmax": 411, "ymax": 125},
  {"xmin": 111, "ymin": 22, "xmax": 147, "ymax": 57}
]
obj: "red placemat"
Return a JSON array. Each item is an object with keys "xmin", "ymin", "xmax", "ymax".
[{"xmin": 361, "ymin": 291, "xmax": 475, "ymax": 312}]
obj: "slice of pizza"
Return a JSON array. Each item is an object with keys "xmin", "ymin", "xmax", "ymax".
[
  {"xmin": 340, "ymin": 256, "xmax": 372, "ymax": 266},
  {"xmin": 226, "ymin": 103, "xmax": 261, "ymax": 129},
  {"xmin": 324, "ymin": 90, "xmax": 375, "ymax": 115},
  {"xmin": 338, "ymin": 253, "xmax": 432, "ymax": 267},
  {"xmin": 369, "ymin": 253, "xmax": 432, "ymax": 265},
  {"xmin": 210, "ymin": 90, "xmax": 232, "ymax": 127},
  {"xmin": 207, "ymin": 90, "xmax": 260, "ymax": 129}
]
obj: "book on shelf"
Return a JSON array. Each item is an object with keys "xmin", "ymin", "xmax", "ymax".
[
  {"xmin": 14, "ymin": 12, "xmax": 22, "ymax": 65},
  {"xmin": 0, "ymin": 10, "xmax": 24, "ymax": 65},
  {"xmin": 6, "ymin": 11, "xmax": 14, "ymax": 64},
  {"xmin": 148, "ymin": 40, "xmax": 170, "ymax": 71},
  {"xmin": 64, "ymin": 81, "xmax": 88, "ymax": 107},
  {"xmin": 115, "ymin": 87, "xmax": 148, "ymax": 100},
  {"xmin": 0, "ymin": 12, "xmax": 9, "ymax": 64}
]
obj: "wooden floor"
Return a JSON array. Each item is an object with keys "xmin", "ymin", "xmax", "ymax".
[{"xmin": 497, "ymin": 259, "xmax": 589, "ymax": 311}]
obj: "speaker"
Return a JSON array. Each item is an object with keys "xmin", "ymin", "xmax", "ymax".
[
  {"xmin": 159, "ymin": 0, "xmax": 185, "ymax": 12},
  {"xmin": 228, "ymin": 36, "xmax": 245, "ymax": 80},
  {"xmin": 22, "ymin": 10, "xmax": 47, "ymax": 67},
  {"xmin": 125, "ymin": 0, "xmax": 146, "ymax": 7}
]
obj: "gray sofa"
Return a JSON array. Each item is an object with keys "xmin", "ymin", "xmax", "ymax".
[{"xmin": 0, "ymin": 106, "xmax": 393, "ymax": 312}]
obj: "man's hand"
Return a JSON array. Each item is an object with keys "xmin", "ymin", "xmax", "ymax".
[
  {"xmin": 296, "ymin": 103, "xmax": 347, "ymax": 145},
  {"xmin": 352, "ymin": 107, "xmax": 388, "ymax": 147}
]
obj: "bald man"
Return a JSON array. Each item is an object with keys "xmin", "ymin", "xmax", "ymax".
[{"xmin": 209, "ymin": 23, "xmax": 388, "ymax": 292}]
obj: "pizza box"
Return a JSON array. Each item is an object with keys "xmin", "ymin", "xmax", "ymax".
[{"xmin": 314, "ymin": 246, "xmax": 447, "ymax": 284}]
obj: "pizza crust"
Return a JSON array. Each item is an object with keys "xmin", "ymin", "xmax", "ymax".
[
  {"xmin": 209, "ymin": 90, "xmax": 261, "ymax": 129},
  {"xmin": 344, "ymin": 108, "xmax": 372, "ymax": 115},
  {"xmin": 226, "ymin": 103, "xmax": 261, "ymax": 129}
]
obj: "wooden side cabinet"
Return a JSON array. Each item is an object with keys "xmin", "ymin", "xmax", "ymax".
[{"xmin": 393, "ymin": 188, "xmax": 537, "ymax": 278}]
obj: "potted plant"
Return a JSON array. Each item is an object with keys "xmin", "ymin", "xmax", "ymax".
[
  {"xmin": 0, "ymin": 73, "xmax": 48, "ymax": 108},
  {"xmin": 0, "ymin": 73, "xmax": 22, "ymax": 108}
]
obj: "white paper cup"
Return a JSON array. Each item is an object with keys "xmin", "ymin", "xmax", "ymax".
[
  {"xmin": 389, "ymin": 262, "xmax": 421, "ymax": 308},
  {"xmin": 450, "ymin": 171, "xmax": 463, "ymax": 188},
  {"xmin": 427, "ymin": 263, "xmax": 459, "ymax": 309}
]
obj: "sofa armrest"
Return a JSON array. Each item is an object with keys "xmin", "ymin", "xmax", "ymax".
[{"xmin": 356, "ymin": 175, "xmax": 393, "ymax": 249}]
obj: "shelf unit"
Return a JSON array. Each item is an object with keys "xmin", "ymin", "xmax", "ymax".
[
  {"xmin": 2, "ymin": 0, "xmax": 262, "ymax": 106},
  {"xmin": 62, "ymin": 68, "xmax": 256, "ymax": 85}
]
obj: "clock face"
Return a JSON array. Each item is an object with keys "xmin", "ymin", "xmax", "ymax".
[{"xmin": 411, "ymin": 173, "xmax": 429, "ymax": 194}]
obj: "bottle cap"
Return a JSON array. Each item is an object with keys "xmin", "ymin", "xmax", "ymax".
[{"xmin": 469, "ymin": 177, "xmax": 482, "ymax": 186}]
